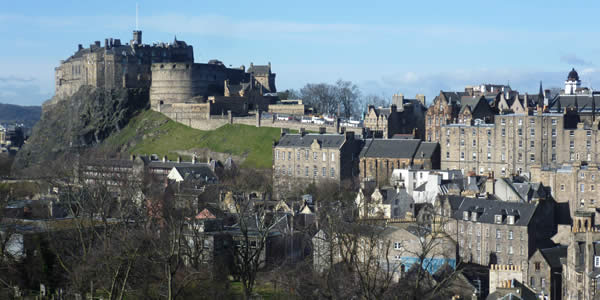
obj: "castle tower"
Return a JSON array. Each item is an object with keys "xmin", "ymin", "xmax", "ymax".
[{"xmin": 132, "ymin": 30, "xmax": 142, "ymax": 45}]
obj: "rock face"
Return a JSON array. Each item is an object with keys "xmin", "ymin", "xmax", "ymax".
[{"xmin": 12, "ymin": 86, "xmax": 148, "ymax": 175}]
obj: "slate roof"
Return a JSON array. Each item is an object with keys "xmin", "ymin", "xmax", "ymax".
[
  {"xmin": 549, "ymin": 94, "xmax": 600, "ymax": 113},
  {"xmin": 415, "ymin": 142, "xmax": 438, "ymax": 159},
  {"xmin": 539, "ymin": 246, "xmax": 568, "ymax": 269},
  {"xmin": 359, "ymin": 139, "xmax": 422, "ymax": 159},
  {"xmin": 172, "ymin": 165, "xmax": 218, "ymax": 182},
  {"xmin": 452, "ymin": 197, "xmax": 537, "ymax": 226},
  {"xmin": 277, "ymin": 133, "xmax": 347, "ymax": 148}
]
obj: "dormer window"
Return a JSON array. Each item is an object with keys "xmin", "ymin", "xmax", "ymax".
[
  {"xmin": 463, "ymin": 211, "xmax": 469, "ymax": 221},
  {"xmin": 595, "ymin": 256, "xmax": 600, "ymax": 268},
  {"xmin": 507, "ymin": 215, "xmax": 515, "ymax": 225},
  {"xmin": 495, "ymin": 215, "xmax": 502, "ymax": 224}
]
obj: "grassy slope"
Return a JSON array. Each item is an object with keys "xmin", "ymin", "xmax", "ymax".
[{"xmin": 104, "ymin": 109, "xmax": 284, "ymax": 169}]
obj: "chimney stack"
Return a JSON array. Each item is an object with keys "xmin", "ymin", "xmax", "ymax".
[
  {"xmin": 192, "ymin": 155, "xmax": 197, "ymax": 164},
  {"xmin": 162, "ymin": 155, "xmax": 167, "ymax": 163},
  {"xmin": 300, "ymin": 128, "xmax": 306, "ymax": 137},
  {"xmin": 177, "ymin": 156, "xmax": 181, "ymax": 163}
]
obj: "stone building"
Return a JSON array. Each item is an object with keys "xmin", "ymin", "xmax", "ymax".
[
  {"xmin": 425, "ymin": 91, "xmax": 465, "ymax": 143},
  {"xmin": 272, "ymin": 131, "xmax": 362, "ymax": 199},
  {"xmin": 54, "ymin": 31, "xmax": 194, "ymax": 100},
  {"xmin": 531, "ymin": 163, "xmax": 600, "ymax": 219},
  {"xmin": 268, "ymin": 99, "xmax": 308, "ymax": 116},
  {"xmin": 527, "ymin": 246, "xmax": 567, "ymax": 299},
  {"xmin": 441, "ymin": 109, "xmax": 600, "ymax": 178},
  {"xmin": 363, "ymin": 94, "xmax": 426, "ymax": 139},
  {"xmin": 562, "ymin": 211, "xmax": 600, "ymax": 300},
  {"xmin": 442, "ymin": 196, "xmax": 556, "ymax": 279},
  {"xmin": 359, "ymin": 139, "xmax": 440, "ymax": 184}
]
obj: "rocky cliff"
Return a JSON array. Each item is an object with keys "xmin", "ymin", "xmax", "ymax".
[{"xmin": 12, "ymin": 86, "xmax": 149, "ymax": 175}]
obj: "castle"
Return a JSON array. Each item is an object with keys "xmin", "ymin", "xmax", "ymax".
[{"xmin": 53, "ymin": 30, "xmax": 277, "ymax": 116}]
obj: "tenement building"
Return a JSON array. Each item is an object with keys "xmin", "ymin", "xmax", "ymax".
[
  {"xmin": 359, "ymin": 139, "xmax": 439, "ymax": 184},
  {"xmin": 363, "ymin": 94, "xmax": 426, "ymax": 139},
  {"xmin": 443, "ymin": 196, "xmax": 555, "ymax": 279},
  {"xmin": 562, "ymin": 211, "xmax": 600, "ymax": 300},
  {"xmin": 272, "ymin": 130, "xmax": 362, "ymax": 199}
]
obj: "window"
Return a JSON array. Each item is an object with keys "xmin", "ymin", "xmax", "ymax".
[
  {"xmin": 552, "ymin": 119, "xmax": 557, "ymax": 125},
  {"xmin": 530, "ymin": 128, "xmax": 535, "ymax": 136},
  {"xmin": 496, "ymin": 244, "xmax": 501, "ymax": 253},
  {"xmin": 518, "ymin": 128, "xmax": 522, "ymax": 136},
  {"xmin": 305, "ymin": 166, "xmax": 309, "ymax": 177},
  {"xmin": 305, "ymin": 150, "xmax": 309, "ymax": 160},
  {"xmin": 472, "ymin": 152, "xmax": 476, "ymax": 160},
  {"xmin": 501, "ymin": 154, "xmax": 505, "ymax": 161},
  {"xmin": 570, "ymin": 130, "xmax": 575, "ymax": 136},
  {"xmin": 541, "ymin": 278, "xmax": 546, "ymax": 289},
  {"xmin": 501, "ymin": 128, "xmax": 505, "ymax": 136},
  {"xmin": 394, "ymin": 242, "xmax": 401, "ymax": 250},
  {"xmin": 495, "ymin": 215, "xmax": 502, "ymax": 224},
  {"xmin": 446, "ymin": 129, "xmax": 450, "ymax": 136},
  {"xmin": 322, "ymin": 167, "xmax": 326, "ymax": 177},
  {"xmin": 581, "ymin": 184, "xmax": 585, "ymax": 192},
  {"xmin": 459, "ymin": 224, "xmax": 464, "ymax": 233},
  {"xmin": 313, "ymin": 166, "xmax": 317, "ymax": 177},
  {"xmin": 472, "ymin": 139, "xmax": 476, "ymax": 147},
  {"xmin": 530, "ymin": 154, "xmax": 535, "ymax": 162},
  {"xmin": 460, "ymin": 139, "xmax": 465, "ymax": 146},
  {"xmin": 496, "ymin": 229, "xmax": 501, "ymax": 239},
  {"xmin": 330, "ymin": 167, "xmax": 335, "ymax": 178},
  {"xmin": 288, "ymin": 151, "xmax": 291, "ymax": 160},
  {"xmin": 570, "ymin": 141, "xmax": 574, "ymax": 149},
  {"xmin": 297, "ymin": 151, "xmax": 300, "ymax": 160},
  {"xmin": 530, "ymin": 140, "xmax": 535, "ymax": 148},
  {"xmin": 288, "ymin": 165, "xmax": 292, "ymax": 175},
  {"xmin": 501, "ymin": 118, "xmax": 506, "ymax": 125},
  {"xmin": 535, "ymin": 262, "xmax": 541, "ymax": 271},
  {"xmin": 581, "ymin": 172, "xmax": 585, "ymax": 179},
  {"xmin": 460, "ymin": 152, "xmax": 465, "ymax": 160},
  {"xmin": 560, "ymin": 184, "xmax": 565, "ymax": 191},
  {"xmin": 518, "ymin": 119, "xmax": 523, "ymax": 126},
  {"xmin": 488, "ymin": 140, "xmax": 491, "ymax": 147},
  {"xmin": 313, "ymin": 152, "xmax": 318, "ymax": 160},
  {"xmin": 275, "ymin": 150, "xmax": 279, "ymax": 160},
  {"xmin": 595, "ymin": 256, "xmax": 600, "ymax": 267},
  {"xmin": 530, "ymin": 277, "xmax": 535, "ymax": 287},
  {"xmin": 552, "ymin": 128, "xmax": 556, "ymax": 136},
  {"xmin": 446, "ymin": 139, "xmax": 450, "ymax": 146},
  {"xmin": 509, "ymin": 245, "xmax": 513, "ymax": 254},
  {"xmin": 297, "ymin": 165, "xmax": 300, "ymax": 175},
  {"xmin": 508, "ymin": 216, "xmax": 515, "ymax": 225},
  {"xmin": 552, "ymin": 139, "xmax": 556, "ymax": 148},
  {"xmin": 508, "ymin": 230, "xmax": 513, "ymax": 239},
  {"xmin": 446, "ymin": 152, "xmax": 450, "ymax": 159},
  {"xmin": 530, "ymin": 118, "xmax": 535, "ymax": 125},
  {"xmin": 322, "ymin": 152, "xmax": 326, "ymax": 161},
  {"xmin": 487, "ymin": 152, "xmax": 492, "ymax": 160},
  {"xmin": 331, "ymin": 153, "xmax": 335, "ymax": 162}
]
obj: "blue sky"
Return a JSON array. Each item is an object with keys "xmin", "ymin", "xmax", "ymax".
[{"xmin": 1, "ymin": 0, "xmax": 600, "ymax": 105}]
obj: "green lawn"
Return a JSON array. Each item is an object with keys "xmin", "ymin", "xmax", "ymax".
[{"xmin": 104, "ymin": 110, "xmax": 286, "ymax": 169}]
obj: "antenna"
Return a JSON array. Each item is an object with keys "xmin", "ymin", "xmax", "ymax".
[{"xmin": 136, "ymin": 3, "xmax": 139, "ymax": 30}]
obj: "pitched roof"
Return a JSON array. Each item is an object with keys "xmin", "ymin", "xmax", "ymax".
[
  {"xmin": 359, "ymin": 139, "xmax": 422, "ymax": 159},
  {"xmin": 539, "ymin": 246, "xmax": 567, "ymax": 269},
  {"xmin": 452, "ymin": 197, "xmax": 537, "ymax": 226},
  {"xmin": 415, "ymin": 142, "xmax": 438, "ymax": 159},
  {"xmin": 276, "ymin": 133, "xmax": 347, "ymax": 148},
  {"xmin": 173, "ymin": 165, "xmax": 218, "ymax": 182}
]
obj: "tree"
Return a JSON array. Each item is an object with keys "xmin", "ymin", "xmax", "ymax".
[
  {"xmin": 229, "ymin": 192, "xmax": 287, "ymax": 300},
  {"xmin": 334, "ymin": 80, "xmax": 361, "ymax": 119},
  {"xmin": 298, "ymin": 79, "xmax": 362, "ymax": 118}
]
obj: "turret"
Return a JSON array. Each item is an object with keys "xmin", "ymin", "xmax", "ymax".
[{"xmin": 132, "ymin": 30, "xmax": 142, "ymax": 45}]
